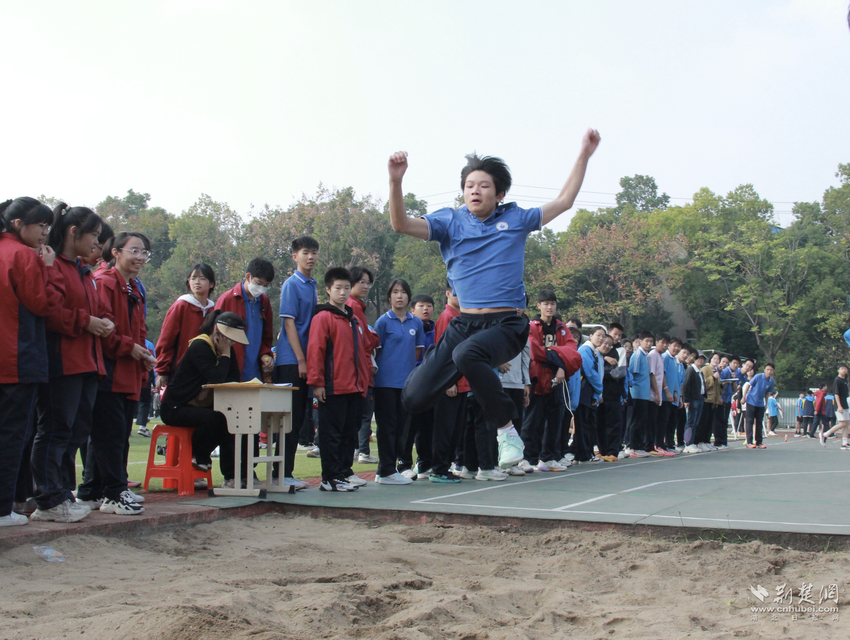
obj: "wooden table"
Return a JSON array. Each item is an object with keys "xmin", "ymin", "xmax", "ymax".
[{"xmin": 203, "ymin": 382, "xmax": 296, "ymax": 497}]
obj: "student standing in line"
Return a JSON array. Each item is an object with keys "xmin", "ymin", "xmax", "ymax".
[
  {"xmin": 399, "ymin": 294, "xmax": 436, "ymax": 479},
  {"xmin": 77, "ymin": 232, "xmax": 155, "ymax": 515},
  {"xmin": 557, "ymin": 326, "xmax": 583, "ymax": 466},
  {"xmin": 160, "ymin": 310, "xmax": 248, "ymax": 486},
  {"xmin": 388, "ymin": 130, "xmax": 601, "ymax": 471},
  {"xmin": 660, "ymin": 337, "xmax": 683, "ymax": 453},
  {"xmin": 373, "ymin": 279, "xmax": 424, "ymax": 485},
  {"xmin": 696, "ymin": 353, "xmax": 722, "ymax": 450},
  {"xmin": 794, "ymin": 392, "xmax": 805, "ymax": 437},
  {"xmin": 809, "ymin": 383, "xmax": 828, "ymax": 438},
  {"xmin": 31, "ymin": 205, "xmax": 112, "ymax": 524},
  {"xmin": 646, "ymin": 333, "xmax": 670, "ymax": 456},
  {"xmin": 625, "ymin": 331, "xmax": 654, "ymax": 458},
  {"xmin": 717, "ymin": 356, "xmax": 737, "ymax": 448},
  {"xmin": 766, "ymin": 391, "xmax": 782, "ymax": 436},
  {"xmin": 578, "ymin": 326, "xmax": 605, "ymax": 462},
  {"xmin": 432, "ymin": 286, "xmax": 471, "ymax": 483},
  {"xmin": 596, "ymin": 333, "xmax": 623, "ymax": 461},
  {"xmin": 273, "ymin": 238, "xmax": 318, "ymax": 459},
  {"xmin": 821, "ymin": 365, "xmax": 850, "ymax": 448},
  {"xmin": 674, "ymin": 343, "xmax": 691, "ymax": 450},
  {"xmin": 681, "ymin": 352, "xmax": 707, "ymax": 453},
  {"xmin": 800, "ymin": 390, "xmax": 816, "ymax": 439},
  {"xmin": 154, "ymin": 263, "xmax": 217, "ymax": 398},
  {"xmin": 0, "ymin": 198, "xmax": 64, "ymax": 527},
  {"xmin": 347, "ymin": 266, "xmax": 380, "ymax": 465},
  {"xmin": 307, "ymin": 268, "xmax": 368, "ymax": 492},
  {"xmin": 741, "ymin": 363, "xmax": 776, "ymax": 449},
  {"xmin": 522, "ymin": 291, "xmax": 570, "ymax": 470}
]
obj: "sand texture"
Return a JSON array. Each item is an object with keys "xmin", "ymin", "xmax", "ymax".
[{"xmin": 1, "ymin": 514, "xmax": 848, "ymax": 639}]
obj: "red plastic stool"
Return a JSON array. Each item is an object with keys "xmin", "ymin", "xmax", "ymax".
[{"xmin": 143, "ymin": 425, "xmax": 213, "ymax": 496}]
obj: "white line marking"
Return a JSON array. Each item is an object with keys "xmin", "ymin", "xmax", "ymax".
[{"xmin": 554, "ymin": 494, "xmax": 616, "ymax": 510}]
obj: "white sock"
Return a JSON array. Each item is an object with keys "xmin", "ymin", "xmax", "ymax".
[{"xmin": 497, "ymin": 425, "xmax": 517, "ymax": 437}]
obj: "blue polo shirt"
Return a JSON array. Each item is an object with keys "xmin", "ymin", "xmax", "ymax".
[
  {"xmin": 275, "ymin": 270, "xmax": 317, "ymax": 366},
  {"xmin": 373, "ymin": 311, "xmax": 425, "ymax": 388},
  {"xmin": 629, "ymin": 348, "xmax": 650, "ymax": 401},
  {"xmin": 720, "ymin": 366, "xmax": 735, "ymax": 403},
  {"xmin": 663, "ymin": 351, "xmax": 681, "ymax": 405},
  {"xmin": 424, "ymin": 203, "xmax": 542, "ymax": 309},
  {"xmin": 242, "ymin": 284, "xmax": 263, "ymax": 381},
  {"xmin": 745, "ymin": 373, "xmax": 775, "ymax": 408},
  {"xmin": 767, "ymin": 396, "xmax": 779, "ymax": 417},
  {"xmin": 415, "ymin": 320, "xmax": 435, "ymax": 365}
]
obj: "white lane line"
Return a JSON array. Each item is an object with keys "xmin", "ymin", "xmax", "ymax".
[{"xmin": 553, "ymin": 494, "xmax": 616, "ymax": 511}]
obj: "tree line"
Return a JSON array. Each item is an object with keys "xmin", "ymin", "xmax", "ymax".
[{"xmin": 41, "ymin": 162, "xmax": 850, "ymax": 390}]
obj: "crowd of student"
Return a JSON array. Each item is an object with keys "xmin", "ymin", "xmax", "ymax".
[{"xmin": 4, "ymin": 193, "xmax": 850, "ymax": 528}]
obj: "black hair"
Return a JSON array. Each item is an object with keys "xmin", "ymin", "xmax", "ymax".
[
  {"xmin": 324, "ymin": 266, "xmax": 352, "ymax": 288},
  {"xmin": 537, "ymin": 289, "xmax": 557, "ymax": 303},
  {"xmin": 386, "ymin": 278, "xmax": 412, "ymax": 305},
  {"xmin": 730, "ymin": 355, "xmax": 741, "ymax": 364},
  {"xmin": 460, "ymin": 154, "xmax": 512, "ymax": 197},
  {"xmin": 765, "ymin": 362, "xmax": 775, "ymax": 369},
  {"xmin": 198, "ymin": 309, "xmax": 224, "ymax": 336},
  {"xmin": 668, "ymin": 336, "xmax": 683, "ymax": 347},
  {"xmin": 186, "ymin": 263, "xmax": 216, "ymax": 293},
  {"xmin": 350, "ymin": 265, "xmax": 374, "ymax": 284},
  {"xmin": 680, "ymin": 343, "xmax": 692, "ymax": 355},
  {"xmin": 108, "ymin": 232, "xmax": 152, "ymax": 267},
  {"xmin": 0, "ymin": 197, "xmax": 53, "ymax": 238},
  {"xmin": 568, "ymin": 327, "xmax": 582, "ymax": 342},
  {"xmin": 411, "ymin": 293, "xmax": 435, "ymax": 307},
  {"xmin": 608, "ymin": 322, "xmax": 624, "ymax": 333},
  {"xmin": 291, "ymin": 236, "xmax": 319, "ymax": 253},
  {"xmin": 655, "ymin": 332, "xmax": 670, "ymax": 343},
  {"xmin": 639, "ymin": 330, "xmax": 654, "ymax": 340},
  {"xmin": 47, "ymin": 203, "xmax": 103, "ymax": 255},
  {"xmin": 589, "ymin": 325, "xmax": 606, "ymax": 336},
  {"xmin": 97, "ymin": 221, "xmax": 114, "ymax": 245},
  {"xmin": 246, "ymin": 257, "xmax": 275, "ymax": 283},
  {"xmin": 567, "ymin": 317, "xmax": 583, "ymax": 329}
]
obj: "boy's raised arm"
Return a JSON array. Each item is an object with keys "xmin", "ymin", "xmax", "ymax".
[
  {"xmin": 388, "ymin": 151, "xmax": 430, "ymax": 240},
  {"xmin": 541, "ymin": 128, "xmax": 602, "ymax": 227}
]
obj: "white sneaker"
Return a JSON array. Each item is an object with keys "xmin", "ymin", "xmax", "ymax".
[
  {"xmin": 505, "ymin": 465, "xmax": 526, "ymax": 476},
  {"xmin": 30, "ymin": 500, "xmax": 90, "ymax": 523},
  {"xmin": 283, "ymin": 477, "xmax": 309, "ymax": 490},
  {"xmin": 706, "ymin": 443, "xmax": 717, "ymax": 451},
  {"xmin": 768, "ymin": 431, "xmax": 777, "ymax": 436},
  {"xmin": 211, "ymin": 446, "xmax": 220, "ymax": 458},
  {"xmin": 320, "ymin": 479, "xmax": 355, "ymax": 492},
  {"xmin": 617, "ymin": 450, "xmax": 629, "ymax": 459},
  {"xmin": 537, "ymin": 460, "xmax": 566, "ymax": 471},
  {"xmin": 557, "ymin": 456, "xmax": 573, "ymax": 468},
  {"xmin": 563, "ymin": 453, "xmax": 575, "ymax": 461},
  {"xmin": 449, "ymin": 462, "xmax": 461, "ymax": 475},
  {"xmin": 456, "ymin": 466, "xmax": 475, "ymax": 479},
  {"xmin": 126, "ymin": 489, "xmax": 145, "ymax": 503},
  {"xmin": 497, "ymin": 430, "xmax": 525, "ymax": 468},
  {"xmin": 357, "ymin": 453, "xmax": 378, "ymax": 464},
  {"xmin": 400, "ymin": 469, "xmax": 418, "ymax": 480},
  {"xmin": 0, "ymin": 512, "xmax": 28, "ymax": 527},
  {"xmin": 683, "ymin": 444, "xmax": 701, "ymax": 453},
  {"xmin": 631, "ymin": 450, "xmax": 651, "ymax": 458},
  {"xmin": 99, "ymin": 491, "xmax": 144, "ymax": 515},
  {"xmin": 221, "ymin": 479, "xmax": 235, "ymax": 489},
  {"xmin": 306, "ymin": 446, "xmax": 321, "ymax": 458},
  {"xmin": 675, "ymin": 446, "xmax": 685, "ymax": 452},
  {"xmin": 137, "ymin": 425, "xmax": 151, "ymax": 438},
  {"xmin": 346, "ymin": 474, "xmax": 368, "ymax": 487},
  {"xmin": 518, "ymin": 459, "xmax": 536, "ymax": 473},
  {"xmin": 375, "ymin": 472, "xmax": 413, "ymax": 485},
  {"xmin": 476, "ymin": 468, "xmax": 508, "ymax": 481},
  {"xmin": 416, "ymin": 468, "xmax": 432, "ymax": 480}
]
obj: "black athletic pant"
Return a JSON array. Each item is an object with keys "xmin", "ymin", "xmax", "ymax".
[
  {"xmin": 32, "ymin": 374, "xmax": 97, "ymax": 511},
  {"xmin": 745, "ymin": 404, "xmax": 767, "ymax": 445},
  {"xmin": 521, "ymin": 392, "xmax": 563, "ymax": 464},
  {"xmin": 627, "ymin": 398, "xmax": 650, "ymax": 451},
  {"xmin": 318, "ymin": 392, "xmax": 362, "ymax": 482},
  {"xmin": 676, "ymin": 405, "xmax": 687, "ymax": 447},
  {"xmin": 575, "ymin": 403, "xmax": 596, "ymax": 462},
  {"xmin": 432, "ymin": 391, "xmax": 468, "ymax": 476},
  {"xmin": 598, "ymin": 399, "xmax": 624, "ymax": 457},
  {"xmin": 374, "ymin": 387, "xmax": 407, "ymax": 478},
  {"xmin": 714, "ymin": 404, "xmax": 729, "ymax": 446},
  {"xmin": 654, "ymin": 401, "xmax": 670, "ymax": 450},
  {"xmin": 646, "ymin": 401, "xmax": 659, "ymax": 451},
  {"xmin": 78, "ymin": 392, "xmax": 135, "ymax": 501},
  {"xmin": 696, "ymin": 403, "xmax": 717, "ymax": 444},
  {"xmin": 399, "ymin": 408, "xmax": 433, "ymax": 473},
  {"xmin": 0, "ymin": 383, "xmax": 37, "ymax": 517},
  {"xmin": 161, "ymin": 403, "xmax": 242, "ymax": 480},
  {"xmin": 463, "ymin": 395, "xmax": 496, "ymax": 471},
  {"xmin": 274, "ymin": 364, "xmax": 310, "ymax": 478},
  {"xmin": 402, "ymin": 311, "xmax": 529, "ymax": 432}
]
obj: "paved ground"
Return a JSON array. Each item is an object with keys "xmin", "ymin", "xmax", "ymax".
[{"xmin": 3, "ymin": 430, "xmax": 847, "ymax": 551}]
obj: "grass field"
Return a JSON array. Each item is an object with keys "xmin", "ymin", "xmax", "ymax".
[{"xmin": 80, "ymin": 418, "xmax": 384, "ymax": 492}]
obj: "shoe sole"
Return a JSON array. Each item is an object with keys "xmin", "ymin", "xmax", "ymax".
[
  {"xmin": 30, "ymin": 512, "xmax": 88, "ymax": 523},
  {"xmin": 100, "ymin": 505, "xmax": 144, "ymax": 515}
]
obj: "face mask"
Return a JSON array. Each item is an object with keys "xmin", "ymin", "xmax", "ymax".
[{"xmin": 247, "ymin": 282, "xmax": 269, "ymax": 297}]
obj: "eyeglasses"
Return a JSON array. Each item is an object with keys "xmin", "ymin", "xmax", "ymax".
[
  {"xmin": 358, "ymin": 280, "xmax": 373, "ymax": 287},
  {"xmin": 37, "ymin": 223, "xmax": 50, "ymax": 232},
  {"xmin": 119, "ymin": 247, "xmax": 152, "ymax": 262}
]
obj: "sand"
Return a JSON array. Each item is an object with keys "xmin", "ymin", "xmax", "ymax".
[{"xmin": 1, "ymin": 514, "xmax": 848, "ymax": 639}]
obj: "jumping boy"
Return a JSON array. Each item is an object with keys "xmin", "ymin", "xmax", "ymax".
[
  {"xmin": 306, "ymin": 267, "xmax": 366, "ymax": 492},
  {"xmin": 388, "ymin": 129, "xmax": 600, "ymax": 468}
]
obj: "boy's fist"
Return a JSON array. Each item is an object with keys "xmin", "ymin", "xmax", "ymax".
[
  {"xmin": 582, "ymin": 128, "xmax": 601, "ymax": 157},
  {"xmin": 388, "ymin": 151, "xmax": 409, "ymax": 181}
]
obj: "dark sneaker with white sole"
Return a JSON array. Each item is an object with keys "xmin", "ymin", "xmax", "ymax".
[{"xmin": 99, "ymin": 491, "xmax": 145, "ymax": 515}]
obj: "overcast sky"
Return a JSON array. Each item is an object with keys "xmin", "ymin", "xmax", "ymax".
[{"xmin": 3, "ymin": 1, "xmax": 848, "ymax": 232}]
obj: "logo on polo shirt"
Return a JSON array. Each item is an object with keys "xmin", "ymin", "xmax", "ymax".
[
  {"xmin": 496, "ymin": 221, "xmax": 509, "ymax": 231},
  {"xmin": 409, "ymin": 328, "xmax": 416, "ymax": 336}
]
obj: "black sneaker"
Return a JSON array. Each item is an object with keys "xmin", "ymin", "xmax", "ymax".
[
  {"xmin": 99, "ymin": 491, "xmax": 144, "ymax": 515},
  {"xmin": 192, "ymin": 457, "xmax": 211, "ymax": 472},
  {"xmin": 320, "ymin": 478, "xmax": 355, "ymax": 492}
]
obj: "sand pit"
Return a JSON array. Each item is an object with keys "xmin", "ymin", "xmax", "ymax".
[{"xmin": 1, "ymin": 514, "xmax": 848, "ymax": 639}]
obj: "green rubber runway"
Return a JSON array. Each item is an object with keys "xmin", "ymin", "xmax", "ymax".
[{"xmin": 189, "ymin": 435, "xmax": 850, "ymax": 536}]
